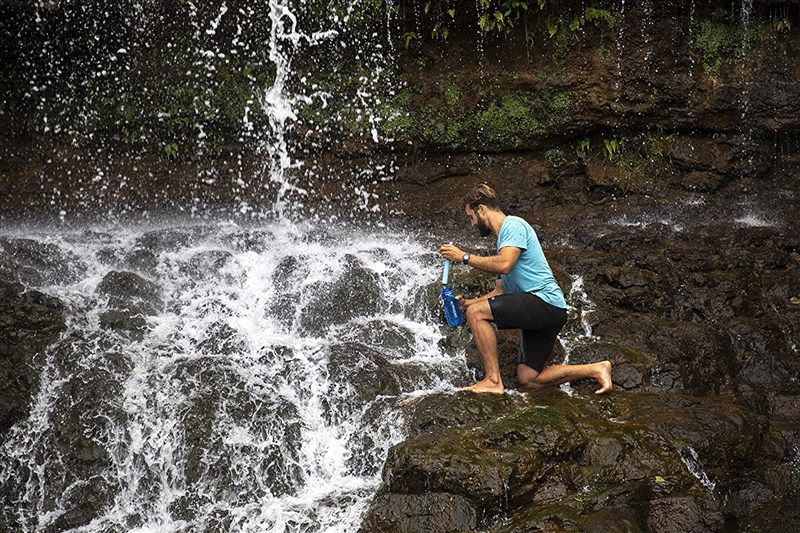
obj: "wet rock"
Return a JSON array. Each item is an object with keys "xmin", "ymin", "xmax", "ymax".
[
  {"xmin": 366, "ymin": 391, "xmax": 775, "ymax": 531},
  {"xmin": 298, "ymin": 255, "xmax": 381, "ymax": 334},
  {"xmin": 338, "ymin": 319, "xmax": 417, "ymax": 359},
  {"xmin": 612, "ymin": 363, "xmax": 645, "ymax": 390},
  {"xmin": 361, "ymin": 493, "xmax": 477, "ymax": 533},
  {"xmin": 45, "ymin": 476, "xmax": 119, "ymax": 532},
  {"xmin": 20, "ymin": 334, "xmax": 132, "ymax": 531},
  {"xmin": 0, "ymin": 280, "xmax": 65, "ymax": 434},
  {"xmin": 327, "ymin": 343, "xmax": 406, "ymax": 410},
  {"xmin": 411, "ymin": 281, "xmax": 442, "ymax": 322},
  {"xmin": 97, "ymin": 270, "xmax": 163, "ymax": 315},
  {"xmin": 98, "ymin": 309, "xmax": 147, "ymax": 335},
  {"xmin": 0, "ymin": 238, "xmax": 86, "ymax": 286},
  {"xmin": 675, "ymin": 171, "xmax": 727, "ymax": 192},
  {"xmin": 172, "ymin": 356, "xmax": 303, "ymax": 498},
  {"xmin": 178, "ymin": 249, "xmax": 232, "ymax": 278},
  {"xmin": 670, "ymin": 137, "xmax": 736, "ymax": 176},
  {"xmin": 134, "ymin": 228, "xmax": 190, "ymax": 253},
  {"xmin": 123, "ymin": 248, "xmax": 158, "ymax": 274},
  {"xmin": 646, "ymin": 496, "xmax": 723, "ymax": 533}
]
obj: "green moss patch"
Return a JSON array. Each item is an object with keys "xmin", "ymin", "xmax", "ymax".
[
  {"xmin": 694, "ymin": 20, "xmax": 737, "ymax": 78},
  {"xmin": 381, "ymin": 85, "xmax": 574, "ymax": 150}
]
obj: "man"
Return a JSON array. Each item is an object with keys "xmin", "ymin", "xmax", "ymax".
[{"xmin": 440, "ymin": 184, "xmax": 613, "ymax": 395}]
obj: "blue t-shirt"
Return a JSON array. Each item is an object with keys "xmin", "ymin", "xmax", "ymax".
[{"xmin": 496, "ymin": 216, "xmax": 567, "ymax": 309}]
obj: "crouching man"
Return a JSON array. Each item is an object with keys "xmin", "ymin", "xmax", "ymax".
[{"xmin": 440, "ymin": 184, "xmax": 612, "ymax": 395}]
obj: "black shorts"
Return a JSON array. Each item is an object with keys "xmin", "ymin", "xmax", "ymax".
[{"xmin": 488, "ymin": 292, "xmax": 568, "ymax": 372}]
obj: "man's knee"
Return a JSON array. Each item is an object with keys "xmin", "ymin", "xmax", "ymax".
[
  {"xmin": 467, "ymin": 301, "xmax": 493, "ymax": 323},
  {"xmin": 465, "ymin": 303, "xmax": 483, "ymax": 324},
  {"xmin": 518, "ymin": 375, "xmax": 541, "ymax": 388},
  {"xmin": 517, "ymin": 365, "xmax": 541, "ymax": 388}
]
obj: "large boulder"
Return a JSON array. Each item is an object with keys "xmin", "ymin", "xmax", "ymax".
[
  {"xmin": 363, "ymin": 390, "xmax": 788, "ymax": 532},
  {"xmin": 296, "ymin": 255, "xmax": 382, "ymax": 335}
]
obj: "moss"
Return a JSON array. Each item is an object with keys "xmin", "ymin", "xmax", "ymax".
[
  {"xmin": 544, "ymin": 148, "xmax": 566, "ymax": 167},
  {"xmin": 477, "ymin": 90, "xmax": 573, "ymax": 148},
  {"xmin": 584, "ymin": 7, "xmax": 617, "ymax": 29},
  {"xmin": 694, "ymin": 20, "xmax": 736, "ymax": 78},
  {"xmin": 444, "ymin": 83, "xmax": 462, "ymax": 106}
]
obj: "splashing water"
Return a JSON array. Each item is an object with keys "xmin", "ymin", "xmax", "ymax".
[
  {"xmin": 734, "ymin": 214, "xmax": 775, "ymax": 227},
  {"xmin": 558, "ymin": 276, "xmax": 598, "ymax": 395},
  {"xmin": 0, "ymin": 222, "xmax": 470, "ymax": 532},
  {"xmin": 679, "ymin": 446, "xmax": 717, "ymax": 495}
]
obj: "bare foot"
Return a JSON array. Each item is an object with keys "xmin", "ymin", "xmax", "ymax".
[
  {"xmin": 461, "ymin": 378, "xmax": 504, "ymax": 394},
  {"xmin": 594, "ymin": 360, "xmax": 613, "ymax": 395}
]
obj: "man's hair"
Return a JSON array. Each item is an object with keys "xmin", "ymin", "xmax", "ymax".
[{"xmin": 463, "ymin": 184, "xmax": 499, "ymax": 210}]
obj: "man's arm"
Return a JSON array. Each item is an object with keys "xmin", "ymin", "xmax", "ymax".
[{"xmin": 440, "ymin": 244, "xmax": 521, "ymax": 275}]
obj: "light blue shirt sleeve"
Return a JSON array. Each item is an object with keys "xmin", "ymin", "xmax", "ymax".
[{"xmin": 497, "ymin": 218, "xmax": 527, "ymax": 251}]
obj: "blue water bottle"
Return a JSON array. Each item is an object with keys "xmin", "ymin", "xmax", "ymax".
[{"xmin": 440, "ymin": 258, "xmax": 465, "ymax": 327}]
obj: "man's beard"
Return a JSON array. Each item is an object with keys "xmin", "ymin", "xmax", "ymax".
[{"xmin": 476, "ymin": 219, "xmax": 492, "ymax": 237}]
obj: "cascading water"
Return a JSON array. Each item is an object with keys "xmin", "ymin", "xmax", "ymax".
[
  {"xmin": 557, "ymin": 276, "xmax": 598, "ymax": 395},
  {"xmin": 679, "ymin": 446, "xmax": 717, "ymax": 496},
  {"xmin": 0, "ymin": 223, "xmax": 472, "ymax": 531}
]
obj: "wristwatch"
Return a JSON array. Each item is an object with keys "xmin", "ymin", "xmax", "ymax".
[{"xmin": 462, "ymin": 253, "xmax": 471, "ymax": 265}]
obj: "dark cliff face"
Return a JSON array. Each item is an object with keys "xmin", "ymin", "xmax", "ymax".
[{"xmin": 0, "ymin": 1, "xmax": 798, "ymax": 220}]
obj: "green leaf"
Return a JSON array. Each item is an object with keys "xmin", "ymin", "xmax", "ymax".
[
  {"xmin": 655, "ymin": 476, "xmax": 666, "ymax": 484},
  {"xmin": 494, "ymin": 11, "xmax": 504, "ymax": 21},
  {"xmin": 424, "ymin": 2, "xmax": 430, "ymax": 14},
  {"xmin": 448, "ymin": 8, "xmax": 456, "ymax": 18}
]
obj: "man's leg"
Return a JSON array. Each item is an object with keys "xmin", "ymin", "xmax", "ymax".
[
  {"xmin": 463, "ymin": 300, "xmax": 504, "ymax": 394},
  {"xmin": 517, "ymin": 361, "xmax": 613, "ymax": 394}
]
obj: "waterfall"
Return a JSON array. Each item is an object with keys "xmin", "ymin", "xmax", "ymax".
[
  {"xmin": 0, "ymin": 223, "xmax": 471, "ymax": 531},
  {"xmin": 557, "ymin": 276, "xmax": 598, "ymax": 395}
]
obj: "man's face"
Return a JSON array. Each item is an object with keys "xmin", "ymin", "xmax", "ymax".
[{"xmin": 465, "ymin": 205, "xmax": 492, "ymax": 237}]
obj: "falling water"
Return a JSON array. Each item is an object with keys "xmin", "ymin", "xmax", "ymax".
[
  {"xmin": 6, "ymin": 1, "xmax": 393, "ymax": 221},
  {"xmin": 679, "ymin": 446, "xmax": 717, "ymax": 495},
  {"xmin": 738, "ymin": 0, "xmax": 755, "ymax": 168},
  {"xmin": 558, "ymin": 276, "xmax": 598, "ymax": 395},
  {"xmin": 0, "ymin": 223, "xmax": 471, "ymax": 531},
  {"xmin": 688, "ymin": 0, "xmax": 696, "ymax": 76}
]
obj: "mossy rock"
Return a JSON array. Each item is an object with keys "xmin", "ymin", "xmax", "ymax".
[{"xmin": 380, "ymin": 86, "xmax": 575, "ymax": 151}]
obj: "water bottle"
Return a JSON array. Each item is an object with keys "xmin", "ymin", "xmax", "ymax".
[
  {"xmin": 440, "ymin": 257, "xmax": 464, "ymax": 327},
  {"xmin": 441, "ymin": 286, "xmax": 465, "ymax": 327}
]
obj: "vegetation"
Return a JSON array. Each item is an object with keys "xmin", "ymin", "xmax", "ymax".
[
  {"xmin": 380, "ymin": 85, "xmax": 574, "ymax": 150},
  {"xmin": 694, "ymin": 19, "xmax": 736, "ymax": 78}
]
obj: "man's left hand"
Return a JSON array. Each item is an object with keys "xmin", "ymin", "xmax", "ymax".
[{"xmin": 440, "ymin": 243, "xmax": 465, "ymax": 262}]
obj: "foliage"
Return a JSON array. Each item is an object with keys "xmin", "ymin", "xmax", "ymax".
[
  {"xmin": 445, "ymin": 84, "xmax": 462, "ymax": 106},
  {"xmin": 584, "ymin": 7, "xmax": 617, "ymax": 28},
  {"xmin": 603, "ymin": 137, "xmax": 622, "ymax": 161},
  {"xmin": 478, "ymin": 0, "xmax": 530, "ymax": 35},
  {"xmin": 576, "ymin": 138, "xmax": 590, "ymax": 159},
  {"xmin": 694, "ymin": 19, "xmax": 736, "ymax": 78},
  {"xmin": 545, "ymin": 6, "xmax": 618, "ymax": 59},
  {"xmin": 773, "ymin": 14, "xmax": 792, "ymax": 33},
  {"xmin": 163, "ymin": 142, "xmax": 179, "ymax": 160},
  {"xmin": 380, "ymin": 85, "xmax": 574, "ymax": 150},
  {"xmin": 544, "ymin": 148, "xmax": 566, "ymax": 167}
]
